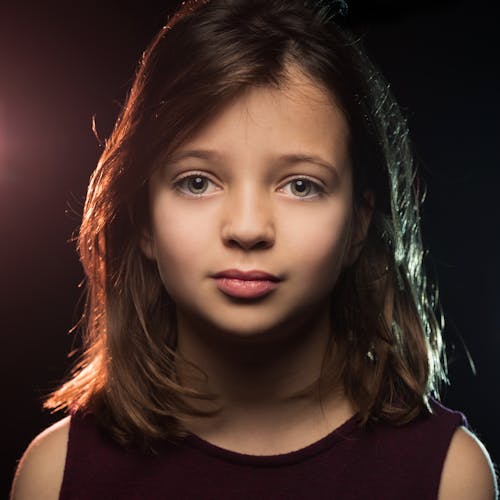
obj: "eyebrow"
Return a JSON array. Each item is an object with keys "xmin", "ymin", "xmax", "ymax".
[
  {"xmin": 277, "ymin": 153, "xmax": 338, "ymax": 175},
  {"xmin": 167, "ymin": 149, "xmax": 339, "ymax": 176}
]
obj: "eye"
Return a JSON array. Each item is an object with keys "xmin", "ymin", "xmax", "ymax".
[
  {"xmin": 280, "ymin": 177, "xmax": 325, "ymax": 199},
  {"xmin": 174, "ymin": 173, "xmax": 219, "ymax": 197}
]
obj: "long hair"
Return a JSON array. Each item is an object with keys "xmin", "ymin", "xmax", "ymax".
[{"xmin": 45, "ymin": 0, "xmax": 449, "ymax": 450}]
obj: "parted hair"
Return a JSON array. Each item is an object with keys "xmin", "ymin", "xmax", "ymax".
[{"xmin": 45, "ymin": 0, "xmax": 449, "ymax": 451}]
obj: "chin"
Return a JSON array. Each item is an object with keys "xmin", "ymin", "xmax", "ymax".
[{"xmin": 209, "ymin": 318, "xmax": 282, "ymax": 340}]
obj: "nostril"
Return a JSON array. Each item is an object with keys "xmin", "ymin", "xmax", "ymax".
[
  {"xmin": 226, "ymin": 237, "xmax": 273, "ymax": 251},
  {"xmin": 221, "ymin": 219, "xmax": 276, "ymax": 251}
]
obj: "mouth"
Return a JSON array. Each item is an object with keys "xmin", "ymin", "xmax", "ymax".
[{"xmin": 212, "ymin": 269, "xmax": 282, "ymax": 299}]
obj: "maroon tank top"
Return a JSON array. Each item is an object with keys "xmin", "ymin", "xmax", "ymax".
[{"xmin": 58, "ymin": 397, "xmax": 468, "ymax": 499}]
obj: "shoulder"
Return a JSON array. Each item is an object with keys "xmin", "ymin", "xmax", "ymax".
[
  {"xmin": 10, "ymin": 416, "xmax": 71, "ymax": 500},
  {"xmin": 438, "ymin": 425, "xmax": 498, "ymax": 500}
]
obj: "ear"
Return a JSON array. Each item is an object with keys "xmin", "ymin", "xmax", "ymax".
[
  {"xmin": 343, "ymin": 190, "xmax": 374, "ymax": 268},
  {"xmin": 140, "ymin": 227, "xmax": 156, "ymax": 261}
]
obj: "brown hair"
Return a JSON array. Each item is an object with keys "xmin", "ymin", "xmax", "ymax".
[{"xmin": 45, "ymin": 0, "xmax": 449, "ymax": 450}]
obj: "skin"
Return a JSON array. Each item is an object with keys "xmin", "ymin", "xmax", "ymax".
[
  {"xmin": 10, "ymin": 66, "xmax": 497, "ymax": 499},
  {"xmin": 142, "ymin": 66, "xmax": 365, "ymax": 453}
]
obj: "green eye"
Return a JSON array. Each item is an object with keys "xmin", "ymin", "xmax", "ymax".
[
  {"xmin": 174, "ymin": 174, "xmax": 325, "ymax": 199},
  {"xmin": 175, "ymin": 174, "xmax": 217, "ymax": 197},
  {"xmin": 284, "ymin": 178, "xmax": 324, "ymax": 199},
  {"xmin": 291, "ymin": 179, "xmax": 312, "ymax": 197},
  {"xmin": 186, "ymin": 176, "xmax": 209, "ymax": 194}
]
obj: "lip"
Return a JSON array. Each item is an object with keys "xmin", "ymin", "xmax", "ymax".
[
  {"xmin": 212, "ymin": 269, "xmax": 282, "ymax": 282},
  {"xmin": 212, "ymin": 269, "xmax": 282, "ymax": 299}
]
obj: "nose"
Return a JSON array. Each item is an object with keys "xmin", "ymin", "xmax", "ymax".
[{"xmin": 221, "ymin": 186, "xmax": 275, "ymax": 251}]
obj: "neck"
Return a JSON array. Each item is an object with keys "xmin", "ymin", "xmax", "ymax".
[{"xmin": 174, "ymin": 302, "xmax": 355, "ymax": 454}]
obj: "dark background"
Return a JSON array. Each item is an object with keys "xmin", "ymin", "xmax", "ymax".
[{"xmin": 1, "ymin": 0, "xmax": 498, "ymax": 496}]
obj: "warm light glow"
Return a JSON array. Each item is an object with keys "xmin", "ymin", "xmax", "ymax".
[{"xmin": 0, "ymin": 100, "xmax": 5, "ymax": 174}]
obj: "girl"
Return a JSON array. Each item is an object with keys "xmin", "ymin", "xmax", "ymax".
[{"xmin": 11, "ymin": 0, "xmax": 497, "ymax": 498}]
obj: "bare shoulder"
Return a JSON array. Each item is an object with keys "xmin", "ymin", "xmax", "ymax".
[
  {"xmin": 10, "ymin": 416, "xmax": 71, "ymax": 500},
  {"xmin": 438, "ymin": 425, "xmax": 499, "ymax": 500}
]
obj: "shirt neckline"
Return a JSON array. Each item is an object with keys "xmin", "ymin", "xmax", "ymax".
[{"xmin": 183, "ymin": 411, "xmax": 362, "ymax": 467}]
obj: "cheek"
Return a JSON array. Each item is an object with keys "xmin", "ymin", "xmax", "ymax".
[
  {"xmin": 150, "ymin": 202, "xmax": 215, "ymax": 292},
  {"xmin": 279, "ymin": 202, "xmax": 351, "ymax": 285}
]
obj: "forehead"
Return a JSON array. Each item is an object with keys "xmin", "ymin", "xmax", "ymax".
[{"xmin": 169, "ymin": 66, "xmax": 350, "ymax": 169}]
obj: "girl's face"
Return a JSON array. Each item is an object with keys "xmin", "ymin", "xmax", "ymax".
[{"xmin": 144, "ymin": 68, "xmax": 360, "ymax": 342}]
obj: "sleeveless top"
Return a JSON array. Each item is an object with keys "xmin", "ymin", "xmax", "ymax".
[{"xmin": 58, "ymin": 397, "xmax": 468, "ymax": 500}]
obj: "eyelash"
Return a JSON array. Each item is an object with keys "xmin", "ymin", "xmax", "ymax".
[{"xmin": 173, "ymin": 172, "xmax": 326, "ymax": 199}]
